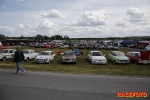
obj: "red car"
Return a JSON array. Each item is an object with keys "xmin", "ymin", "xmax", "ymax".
[
  {"xmin": 41, "ymin": 43, "xmax": 50, "ymax": 48},
  {"xmin": 126, "ymin": 51, "xmax": 150, "ymax": 64},
  {"xmin": 0, "ymin": 45, "xmax": 7, "ymax": 49},
  {"xmin": 29, "ymin": 43, "xmax": 36, "ymax": 47}
]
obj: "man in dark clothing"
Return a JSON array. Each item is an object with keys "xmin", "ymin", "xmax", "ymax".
[{"xmin": 13, "ymin": 46, "xmax": 25, "ymax": 74}]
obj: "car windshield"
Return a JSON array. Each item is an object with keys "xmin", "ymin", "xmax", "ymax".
[
  {"xmin": 23, "ymin": 50, "xmax": 29, "ymax": 54},
  {"xmin": 115, "ymin": 52, "xmax": 125, "ymax": 56},
  {"xmin": 92, "ymin": 52, "xmax": 103, "ymax": 56},
  {"xmin": 40, "ymin": 52, "xmax": 50, "ymax": 55},
  {"xmin": 134, "ymin": 53, "xmax": 140, "ymax": 57},
  {"xmin": 64, "ymin": 51, "xmax": 74, "ymax": 55},
  {"xmin": 3, "ymin": 50, "xmax": 8, "ymax": 53}
]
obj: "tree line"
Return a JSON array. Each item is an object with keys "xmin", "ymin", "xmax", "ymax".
[
  {"xmin": 0, "ymin": 34, "xmax": 69, "ymax": 40},
  {"xmin": 0, "ymin": 34, "xmax": 150, "ymax": 41}
]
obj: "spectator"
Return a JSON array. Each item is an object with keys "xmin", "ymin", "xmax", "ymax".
[{"xmin": 13, "ymin": 46, "xmax": 25, "ymax": 74}]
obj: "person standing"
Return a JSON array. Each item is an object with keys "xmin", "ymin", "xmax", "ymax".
[{"xmin": 13, "ymin": 46, "xmax": 25, "ymax": 74}]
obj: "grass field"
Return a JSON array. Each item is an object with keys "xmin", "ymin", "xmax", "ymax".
[{"xmin": 0, "ymin": 46, "xmax": 150, "ymax": 77}]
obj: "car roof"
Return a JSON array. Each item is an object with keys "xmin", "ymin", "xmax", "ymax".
[
  {"xmin": 64, "ymin": 50, "xmax": 74, "ymax": 52},
  {"xmin": 112, "ymin": 51, "xmax": 123, "ymax": 53},
  {"xmin": 90, "ymin": 51, "xmax": 101, "ymax": 53},
  {"xmin": 41, "ymin": 51, "xmax": 52, "ymax": 52},
  {"xmin": 127, "ymin": 51, "xmax": 140, "ymax": 53},
  {"xmin": 23, "ymin": 49, "xmax": 34, "ymax": 50},
  {"xmin": 4, "ymin": 49, "xmax": 15, "ymax": 50}
]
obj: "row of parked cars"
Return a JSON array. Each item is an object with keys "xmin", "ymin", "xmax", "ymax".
[
  {"xmin": 0, "ymin": 48, "xmax": 150, "ymax": 64},
  {"xmin": 28, "ymin": 42, "xmax": 119, "ymax": 50}
]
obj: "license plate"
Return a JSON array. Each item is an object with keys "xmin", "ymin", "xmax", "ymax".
[{"xmin": 39, "ymin": 62, "xmax": 44, "ymax": 63}]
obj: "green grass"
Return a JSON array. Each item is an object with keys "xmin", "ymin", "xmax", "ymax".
[{"xmin": 0, "ymin": 46, "xmax": 150, "ymax": 77}]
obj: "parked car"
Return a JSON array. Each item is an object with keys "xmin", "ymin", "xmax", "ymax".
[
  {"xmin": 128, "ymin": 44, "xmax": 137, "ymax": 48},
  {"xmin": 126, "ymin": 51, "xmax": 150, "ymax": 64},
  {"xmin": 103, "ymin": 45, "xmax": 112, "ymax": 50},
  {"xmin": 88, "ymin": 51, "xmax": 107, "ymax": 64},
  {"xmin": 22, "ymin": 49, "xmax": 38, "ymax": 61},
  {"xmin": 0, "ymin": 49, "xmax": 16, "ymax": 61},
  {"xmin": 61, "ymin": 50, "xmax": 76, "ymax": 64},
  {"xmin": 35, "ymin": 43, "xmax": 42, "ymax": 48},
  {"xmin": 68, "ymin": 45, "xmax": 74, "ymax": 49},
  {"xmin": 41, "ymin": 43, "xmax": 51, "ymax": 48},
  {"xmin": 108, "ymin": 51, "xmax": 130, "ymax": 64},
  {"xmin": 29, "ymin": 42, "xmax": 36, "ymax": 47},
  {"xmin": 137, "ymin": 41, "xmax": 150, "ymax": 49},
  {"xmin": 78, "ymin": 44, "xmax": 85, "ymax": 49},
  {"xmin": 60, "ymin": 44, "xmax": 68, "ymax": 49},
  {"xmin": 35, "ymin": 51, "xmax": 56, "ymax": 64},
  {"xmin": 144, "ymin": 44, "xmax": 150, "ymax": 51},
  {"xmin": 0, "ymin": 45, "xmax": 7, "ymax": 49},
  {"xmin": 111, "ymin": 46, "xmax": 119, "ymax": 50}
]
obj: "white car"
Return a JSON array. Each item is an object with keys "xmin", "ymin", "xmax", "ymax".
[
  {"xmin": 60, "ymin": 44, "xmax": 68, "ymax": 49},
  {"xmin": 88, "ymin": 51, "xmax": 107, "ymax": 64},
  {"xmin": 145, "ymin": 44, "xmax": 150, "ymax": 51},
  {"xmin": 0, "ymin": 49, "xmax": 16, "ymax": 61},
  {"xmin": 35, "ymin": 51, "xmax": 56, "ymax": 64},
  {"xmin": 22, "ymin": 49, "xmax": 38, "ymax": 61}
]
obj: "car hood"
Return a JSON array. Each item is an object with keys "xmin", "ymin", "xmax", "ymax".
[
  {"xmin": 36, "ymin": 55, "xmax": 49, "ymax": 59},
  {"xmin": 0, "ymin": 53, "xmax": 12, "ymax": 56},
  {"xmin": 91, "ymin": 56, "xmax": 106, "ymax": 60},
  {"xmin": 114, "ymin": 56, "xmax": 129, "ymax": 60},
  {"xmin": 62, "ymin": 55, "xmax": 76, "ymax": 59}
]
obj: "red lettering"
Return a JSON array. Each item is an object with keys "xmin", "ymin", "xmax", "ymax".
[
  {"xmin": 117, "ymin": 92, "xmax": 122, "ymax": 97},
  {"xmin": 142, "ymin": 92, "xmax": 148, "ymax": 97}
]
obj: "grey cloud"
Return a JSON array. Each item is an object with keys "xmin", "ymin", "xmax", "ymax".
[{"xmin": 127, "ymin": 8, "xmax": 144, "ymax": 18}]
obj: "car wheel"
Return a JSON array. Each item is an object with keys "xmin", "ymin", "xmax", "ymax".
[
  {"xmin": 2, "ymin": 57, "xmax": 6, "ymax": 61},
  {"xmin": 113, "ymin": 60, "xmax": 116, "ymax": 64},
  {"xmin": 26, "ymin": 57, "xmax": 29, "ymax": 61},
  {"xmin": 48, "ymin": 60, "xmax": 51, "ymax": 64}
]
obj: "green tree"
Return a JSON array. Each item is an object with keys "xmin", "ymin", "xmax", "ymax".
[
  {"xmin": 0, "ymin": 34, "xmax": 6, "ymax": 40},
  {"xmin": 35, "ymin": 34, "xmax": 44, "ymax": 40}
]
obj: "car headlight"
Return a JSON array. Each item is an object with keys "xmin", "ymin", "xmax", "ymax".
[
  {"xmin": 45, "ymin": 58, "xmax": 48, "ymax": 61},
  {"xmin": 93, "ymin": 59, "xmax": 96, "ymax": 61}
]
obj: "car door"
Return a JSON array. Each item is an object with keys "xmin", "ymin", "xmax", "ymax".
[
  {"xmin": 88, "ymin": 52, "xmax": 91, "ymax": 60},
  {"xmin": 5, "ymin": 50, "xmax": 12, "ymax": 59},
  {"xmin": 9, "ymin": 50, "xmax": 14, "ymax": 59},
  {"xmin": 109, "ymin": 52, "xmax": 115, "ymax": 61}
]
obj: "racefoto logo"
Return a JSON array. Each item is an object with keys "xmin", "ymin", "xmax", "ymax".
[{"xmin": 117, "ymin": 92, "xmax": 148, "ymax": 98}]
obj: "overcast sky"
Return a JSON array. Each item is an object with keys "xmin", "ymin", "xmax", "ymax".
[{"xmin": 0, "ymin": 0, "xmax": 150, "ymax": 38}]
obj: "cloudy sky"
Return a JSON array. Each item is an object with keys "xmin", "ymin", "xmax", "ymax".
[{"xmin": 0, "ymin": 0, "xmax": 150, "ymax": 38}]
